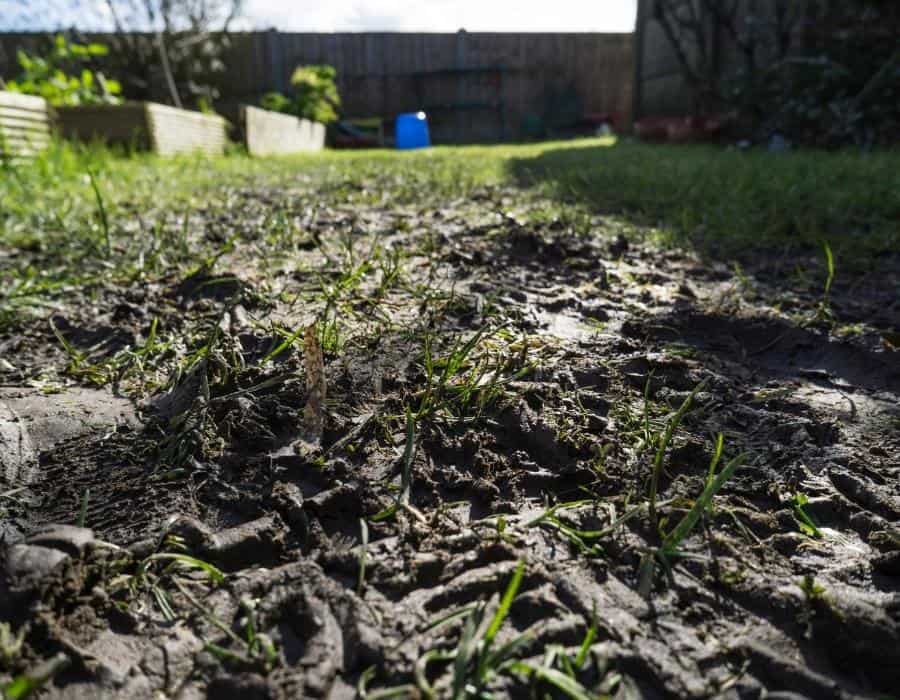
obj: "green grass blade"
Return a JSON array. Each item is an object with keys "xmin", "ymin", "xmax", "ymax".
[
  {"xmin": 792, "ymin": 492, "xmax": 823, "ymax": 538},
  {"xmin": 662, "ymin": 452, "xmax": 747, "ymax": 553},
  {"xmin": 511, "ymin": 661, "xmax": 595, "ymax": 700},
  {"xmin": 649, "ymin": 379, "xmax": 708, "ymax": 524},
  {"xmin": 451, "ymin": 611, "xmax": 480, "ymax": 700},
  {"xmin": 706, "ymin": 433, "xmax": 724, "ymax": 487},
  {"xmin": 372, "ymin": 408, "xmax": 417, "ymax": 521},
  {"xmin": 87, "ymin": 169, "xmax": 111, "ymax": 257},
  {"xmin": 822, "ymin": 240, "xmax": 835, "ymax": 297},
  {"xmin": 2, "ymin": 653, "xmax": 70, "ymax": 700},
  {"xmin": 484, "ymin": 560, "xmax": 525, "ymax": 645},
  {"xmin": 574, "ymin": 606, "xmax": 598, "ymax": 669},
  {"xmin": 144, "ymin": 553, "xmax": 225, "ymax": 585},
  {"xmin": 262, "ymin": 324, "xmax": 306, "ymax": 364}
]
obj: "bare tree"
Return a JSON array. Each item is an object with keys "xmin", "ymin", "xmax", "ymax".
[
  {"xmin": 649, "ymin": 0, "xmax": 804, "ymax": 113},
  {"xmin": 1, "ymin": 0, "xmax": 243, "ymax": 107},
  {"xmin": 100, "ymin": 0, "xmax": 244, "ymax": 107},
  {"xmin": 647, "ymin": 0, "xmax": 899, "ymax": 144}
]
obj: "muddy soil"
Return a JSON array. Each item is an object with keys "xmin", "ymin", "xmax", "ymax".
[{"xmin": 1, "ymin": 180, "xmax": 898, "ymax": 699}]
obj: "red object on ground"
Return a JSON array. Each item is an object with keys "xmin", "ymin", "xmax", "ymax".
[
  {"xmin": 583, "ymin": 112, "xmax": 621, "ymax": 130},
  {"xmin": 634, "ymin": 114, "xmax": 730, "ymax": 143}
]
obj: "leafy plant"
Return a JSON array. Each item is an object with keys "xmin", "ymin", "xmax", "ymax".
[
  {"xmin": 290, "ymin": 65, "xmax": 341, "ymax": 123},
  {"xmin": 260, "ymin": 91, "xmax": 292, "ymax": 114},
  {"xmin": 5, "ymin": 35, "xmax": 121, "ymax": 106},
  {"xmin": 260, "ymin": 65, "xmax": 341, "ymax": 124}
]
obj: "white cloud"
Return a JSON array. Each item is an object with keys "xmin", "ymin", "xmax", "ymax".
[
  {"xmin": 0, "ymin": 0, "xmax": 636, "ymax": 33},
  {"xmin": 241, "ymin": 0, "xmax": 636, "ymax": 33}
]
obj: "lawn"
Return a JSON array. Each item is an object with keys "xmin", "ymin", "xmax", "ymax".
[{"xmin": 1, "ymin": 139, "xmax": 898, "ymax": 698}]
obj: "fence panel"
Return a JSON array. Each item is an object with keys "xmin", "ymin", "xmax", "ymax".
[{"xmin": 0, "ymin": 31, "xmax": 634, "ymax": 143}]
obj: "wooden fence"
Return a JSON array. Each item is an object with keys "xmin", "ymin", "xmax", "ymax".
[{"xmin": 0, "ymin": 31, "xmax": 633, "ymax": 143}]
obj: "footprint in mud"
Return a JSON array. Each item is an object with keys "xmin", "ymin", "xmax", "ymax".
[{"xmin": 0, "ymin": 387, "xmax": 139, "ymax": 486}]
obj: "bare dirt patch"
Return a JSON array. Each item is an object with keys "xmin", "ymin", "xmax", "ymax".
[{"xmin": 2, "ymin": 174, "xmax": 898, "ymax": 699}]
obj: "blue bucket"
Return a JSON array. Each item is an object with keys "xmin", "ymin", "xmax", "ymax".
[{"xmin": 395, "ymin": 112, "xmax": 431, "ymax": 150}]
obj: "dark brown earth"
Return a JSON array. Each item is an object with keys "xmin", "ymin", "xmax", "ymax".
[{"xmin": 1, "ymin": 183, "xmax": 899, "ymax": 699}]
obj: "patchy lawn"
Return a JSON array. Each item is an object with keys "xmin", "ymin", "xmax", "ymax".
[{"xmin": 1, "ymin": 139, "xmax": 898, "ymax": 699}]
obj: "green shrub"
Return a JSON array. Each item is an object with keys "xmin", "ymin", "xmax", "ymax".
[
  {"xmin": 5, "ymin": 35, "xmax": 122, "ymax": 106},
  {"xmin": 260, "ymin": 91, "xmax": 292, "ymax": 114},
  {"xmin": 259, "ymin": 65, "xmax": 341, "ymax": 124}
]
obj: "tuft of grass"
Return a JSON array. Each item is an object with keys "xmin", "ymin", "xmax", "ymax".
[
  {"xmin": 363, "ymin": 559, "xmax": 615, "ymax": 699},
  {"xmin": 648, "ymin": 380, "xmax": 708, "ymax": 526},
  {"xmin": 420, "ymin": 560, "xmax": 530, "ymax": 699},
  {"xmin": 372, "ymin": 408, "xmax": 418, "ymax": 522},
  {"xmin": 523, "ymin": 499, "xmax": 643, "ymax": 557},
  {"xmin": 639, "ymin": 449, "xmax": 748, "ymax": 599},
  {"xmin": 414, "ymin": 326, "xmax": 529, "ymax": 423},
  {"xmin": 1, "ymin": 653, "xmax": 70, "ymax": 700},
  {"xmin": 107, "ymin": 538, "xmax": 226, "ymax": 622},
  {"xmin": 792, "ymin": 492, "xmax": 822, "ymax": 538}
]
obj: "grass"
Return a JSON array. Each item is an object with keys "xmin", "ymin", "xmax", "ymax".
[
  {"xmin": 3, "ymin": 136, "xmax": 896, "ymax": 280},
  {"xmin": 2, "ymin": 137, "xmax": 895, "ymax": 343},
  {"xmin": 372, "ymin": 408, "xmax": 419, "ymax": 522},
  {"xmin": 360, "ymin": 561, "xmax": 614, "ymax": 699},
  {"xmin": 792, "ymin": 492, "xmax": 823, "ymax": 538},
  {"xmin": 522, "ymin": 498, "xmax": 644, "ymax": 558},
  {"xmin": 1, "ymin": 653, "xmax": 70, "ymax": 700},
  {"xmin": 647, "ymin": 380, "xmax": 708, "ymax": 526},
  {"xmin": 110, "ymin": 541, "xmax": 226, "ymax": 621},
  {"xmin": 639, "ymin": 449, "xmax": 748, "ymax": 599},
  {"xmin": 508, "ymin": 139, "xmax": 900, "ymax": 262}
]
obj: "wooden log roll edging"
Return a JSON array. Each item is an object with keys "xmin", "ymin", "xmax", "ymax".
[
  {"xmin": 0, "ymin": 91, "xmax": 51, "ymax": 160},
  {"xmin": 55, "ymin": 102, "xmax": 228, "ymax": 156},
  {"xmin": 241, "ymin": 105, "xmax": 325, "ymax": 156}
]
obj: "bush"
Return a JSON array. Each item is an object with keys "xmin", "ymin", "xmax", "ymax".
[
  {"xmin": 652, "ymin": 0, "xmax": 898, "ymax": 147},
  {"xmin": 730, "ymin": 2, "xmax": 899, "ymax": 147},
  {"xmin": 260, "ymin": 65, "xmax": 341, "ymax": 124},
  {"xmin": 260, "ymin": 91, "xmax": 293, "ymax": 114},
  {"xmin": 5, "ymin": 35, "xmax": 122, "ymax": 106}
]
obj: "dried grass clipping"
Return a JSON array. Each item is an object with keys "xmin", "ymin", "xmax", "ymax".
[{"xmin": 296, "ymin": 321, "xmax": 326, "ymax": 452}]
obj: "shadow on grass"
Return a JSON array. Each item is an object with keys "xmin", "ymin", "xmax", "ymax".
[{"xmin": 506, "ymin": 140, "xmax": 900, "ymax": 268}]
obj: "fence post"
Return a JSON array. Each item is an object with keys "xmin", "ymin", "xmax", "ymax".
[
  {"xmin": 632, "ymin": 0, "xmax": 647, "ymax": 126},
  {"xmin": 266, "ymin": 29, "xmax": 286, "ymax": 94}
]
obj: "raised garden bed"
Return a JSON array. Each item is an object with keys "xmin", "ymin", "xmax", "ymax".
[
  {"xmin": 0, "ymin": 91, "xmax": 51, "ymax": 160},
  {"xmin": 241, "ymin": 105, "xmax": 325, "ymax": 156},
  {"xmin": 56, "ymin": 102, "xmax": 227, "ymax": 156}
]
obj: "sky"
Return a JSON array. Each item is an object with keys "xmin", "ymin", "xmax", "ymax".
[
  {"xmin": 239, "ymin": 0, "xmax": 637, "ymax": 33},
  {"xmin": 1, "ymin": 0, "xmax": 637, "ymax": 33}
]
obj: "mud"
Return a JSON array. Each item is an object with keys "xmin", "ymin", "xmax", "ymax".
[{"xmin": 1, "ymin": 179, "xmax": 898, "ymax": 699}]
